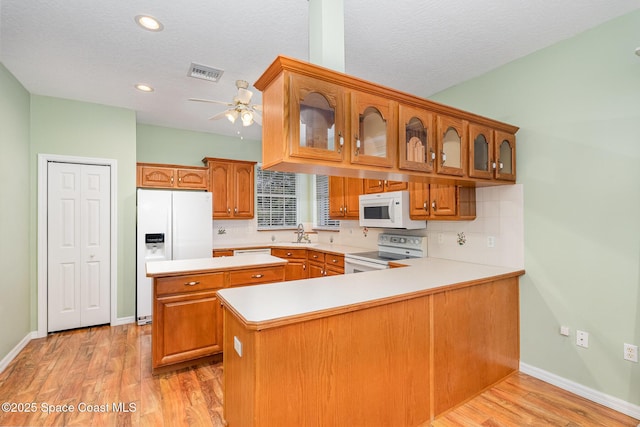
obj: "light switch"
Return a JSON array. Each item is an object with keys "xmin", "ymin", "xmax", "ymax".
[{"xmin": 234, "ymin": 336, "xmax": 243, "ymax": 357}]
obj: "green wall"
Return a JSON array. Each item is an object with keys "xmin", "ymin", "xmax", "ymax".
[
  {"xmin": 0, "ymin": 63, "xmax": 31, "ymax": 360},
  {"xmin": 430, "ymin": 11, "xmax": 640, "ymax": 404},
  {"xmin": 30, "ymin": 96, "xmax": 138, "ymax": 320},
  {"xmin": 137, "ymin": 123, "xmax": 261, "ymax": 165}
]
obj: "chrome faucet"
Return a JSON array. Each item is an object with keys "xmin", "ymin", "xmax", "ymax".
[{"xmin": 296, "ymin": 223, "xmax": 305, "ymax": 243}]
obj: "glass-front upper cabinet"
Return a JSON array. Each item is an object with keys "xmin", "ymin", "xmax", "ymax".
[
  {"xmin": 350, "ymin": 91, "xmax": 396, "ymax": 168},
  {"xmin": 398, "ymin": 105, "xmax": 434, "ymax": 173},
  {"xmin": 494, "ymin": 131, "xmax": 516, "ymax": 181},
  {"xmin": 436, "ymin": 115, "xmax": 467, "ymax": 177},
  {"xmin": 290, "ymin": 74, "xmax": 346, "ymax": 162},
  {"xmin": 468, "ymin": 123, "xmax": 494, "ymax": 180}
]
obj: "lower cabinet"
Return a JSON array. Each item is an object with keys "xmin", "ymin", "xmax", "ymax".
[
  {"xmin": 152, "ymin": 265, "xmax": 285, "ymax": 373},
  {"xmin": 153, "ymin": 272, "xmax": 225, "ymax": 371},
  {"xmin": 308, "ymin": 250, "xmax": 344, "ymax": 277},
  {"xmin": 271, "ymin": 248, "xmax": 308, "ymax": 281}
]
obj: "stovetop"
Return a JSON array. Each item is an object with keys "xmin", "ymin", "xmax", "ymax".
[{"xmin": 345, "ymin": 233, "xmax": 427, "ymax": 265}]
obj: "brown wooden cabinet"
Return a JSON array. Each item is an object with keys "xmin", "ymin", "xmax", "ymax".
[
  {"xmin": 153, "ymin": 272, "xmax": 225, "ymax": 371},
  {"xmin": 409, "ymin": 182, "xmax": 476, "ymax": 220},
  {"xmin": 328, "ymin": 176, "xmax": 363, "ymax": 219},
  {"xmin": 255, "ymin": 56, "xmax": 518, "ymax": 186},
  {"xmin": 212, "ymin": 249, "xmax": 234, "ymax": 257},
  {"xmin": 203, "ymin": 157, "xmax": 256, "ymax": 219},
  {"xmin": 137, "ymin": 163, "xmax": 209, "ymax": 190},
  {"xmin": 350, "ymin": 91, "xmax": 396, "ymax": 168},
  {"xmin": 363, "ymin": 179, "xmax": 408, "ymax": 194},
  {"xmin": 308, "ymin": 249, "xmax": 344, "ymax": 277},
  {"xmin": 271, "ymin": 248, "xmax": 308, "ymax": 281},
  {"xmin": 469, "ymin": 124, "xmax": 517, "ymax": 182}
]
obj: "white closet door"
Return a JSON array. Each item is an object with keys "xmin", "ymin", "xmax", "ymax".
[{"xmin": 48, "ymin": 162, "xmax": 111, "ymax": 332}]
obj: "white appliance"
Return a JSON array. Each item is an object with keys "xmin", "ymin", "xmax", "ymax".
[
  {"xmin": 359, "ymin": 190, "xmax": 426, "ymax": 229},
  {"xmin": 344, "ymin": 233, "xmax": 427, "ymax": 274},
  {"xmin": 136, "ymin": 189, "xmax": 213, "ymax": 324}
]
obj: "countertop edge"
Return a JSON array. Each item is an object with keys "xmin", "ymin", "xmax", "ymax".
[{"xmin": 218, "ymin": 268, "xmax": 525, "ymax": 331}]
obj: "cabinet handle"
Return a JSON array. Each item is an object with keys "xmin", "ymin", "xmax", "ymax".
[
  {"xmin": 313, "ymin": 255, "xmax": 319, "ymax": 259},
  {"xmin": 178, "ymin": 177, "xmax": 182, "ymax": 183},
  {"xmin": 184, "ymin": 281, "xmax": 200, "ymax": 286},
  {"xmin": 170, "ymin": 176, "xmax": 174, "ymax": 184},
  {"xmin": 251, "ymin": 274, "xmax": 264, "ymax": 279},
  {"xmin": 441, "ymin": 152, "xmax": 446, "ymax": 166},
  {"xmin": 303, "ymin": 263, "xmax": 306, "ymax": 270},
  {"xmin": 492, "ymin": 161, "xmax": 497, "ymax": 170},
  {"xmin": 430, "ymin": 150, "xmax": 436, "ymax": 164},
  {"xmin": 338, "ymin": 132, "xmax": 344, "ymax": 153},
  {"xmin": 287, "ymin": 252, "xmax": 292, "ymax": 256},
  {"xmin": 423, "ymin": 201, "xmax": 428, "ymax": 211},
  {"xmin": 234, "ymin": 207, "xmax": 238, "ymax": 214},
  {"xmin": 498, "ymin": 160, "xmax": 504, "ymax": 171},
  {"xmin": 227, "ymin": 207, "xmax": 231, "ymax": 214},
  {"xmin": 432, "ymin": 200, "xmax": 437, "ymax": 212},
  {"xmin": 340, "ymin": 206, "xmax": 344, "ymax": 213},
  {"xmin": 331, "ymin": 259, "xmax": 338, "ymax": 263},
  {"xmin": 354, "ymin": 135, "xmax": 361, "ymax": 156}
]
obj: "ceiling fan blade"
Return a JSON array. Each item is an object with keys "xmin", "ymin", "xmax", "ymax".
[
  {"xmin": 236, "ymin": 88, "xmax": 253, "ymax": 104},
  {"xmin": 252, "ymin": 111, "xmax": 262, "ymax": 126},
  {"xmin": 251, "ymin": 104, "xmax": 263, "ymax": 112},
  {"xmin": 189, "ymin": 98, "xmax": 233, "ymax": 106},
  {"xmin": 208, "ymin": 110, "xmax": 229, "ymax": 121}
]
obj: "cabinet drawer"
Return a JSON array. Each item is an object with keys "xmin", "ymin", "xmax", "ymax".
[
  {"xmin": 228, "ymin": 266, "xmax": 284, "ymax": 287},
  {"xmin": 324, "ymin": 253, "xmax": 344, "ymax": 268},
  {"xmin": 156, "ymin": 272, "xmax": 225, "ymax": 296},
  {"xmin": 307, "ymin": 250, "xmax": 325, "ymax": 263},
  {"xmin": 271, "ymin": 248, "xmax": 307, "ymax": 259}
]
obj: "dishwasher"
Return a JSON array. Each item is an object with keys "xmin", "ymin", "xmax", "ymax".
[{"xmin": 233, "ymin": 248, "xmax": 272, "ymax": 256}]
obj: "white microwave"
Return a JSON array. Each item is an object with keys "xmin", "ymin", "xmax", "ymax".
[{"xmin": 358, "ymin": 190, "xmax": 426, "ymax": 229}]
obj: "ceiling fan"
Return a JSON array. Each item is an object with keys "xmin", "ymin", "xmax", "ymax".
[{"xmin": 189, "ymin": 80, "xmax": 262, "ymax": 126}]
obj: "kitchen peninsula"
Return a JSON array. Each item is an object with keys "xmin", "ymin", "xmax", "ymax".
[
  {"xmin": 145, "ymin": 254, "xmax": 287, "ymax": 373},
  {"xmin": 218, "ymin": 258, "xmax": 525, "ymax": 426}
]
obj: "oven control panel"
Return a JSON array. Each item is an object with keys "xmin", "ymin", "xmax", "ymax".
[{"xmin": 378, "ymin": 233, "xmax": 426, "ymax": 252}]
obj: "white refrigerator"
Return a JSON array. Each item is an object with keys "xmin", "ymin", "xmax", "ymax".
[{"xmin": 136, "ymin": 189, "xmax": 213, "ymax": 324}]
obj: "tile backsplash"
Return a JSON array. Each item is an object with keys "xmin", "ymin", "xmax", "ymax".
[{"xmin": 426, "ymin": 184, "xmax": 524, "ymax": 268}]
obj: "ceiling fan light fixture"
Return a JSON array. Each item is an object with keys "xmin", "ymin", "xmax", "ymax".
[
  {"xmin": 241, "ymin": 111, "xmax": 254, "ymax": 126},
  {"xmin": 135, "ymin": 15, "xmax": 164, "ymax": 32},
  {"xmin": 135, "ymin": 83, "xmax": 154, "ymax": 92},
  {"xmin": 225, "ymin": 110, "xmax": 239, "ymax": 123}
]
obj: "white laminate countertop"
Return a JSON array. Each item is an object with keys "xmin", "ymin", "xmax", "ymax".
[
  {"xmin": 146, "ymin": 254, "xmax": 287, "ymax": 277},
  {"xmin": 217, "ymin": 258, "xmax": 525, "ymax": 328}
]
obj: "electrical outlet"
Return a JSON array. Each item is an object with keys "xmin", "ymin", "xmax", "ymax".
[
  {"xmin": 487, "ymin": 236, "xmax": 496, "ymax": 248},
  {"xmin": 624, "ymin": 343, "xmax": 638, "ymax": 362},
  {"xmin": 576, "ymin": 330, "xmax": 589, "ymax": 348},
  {"xmin": 560, "ymin": 326, "xmax": 570, "ymax": 336}
]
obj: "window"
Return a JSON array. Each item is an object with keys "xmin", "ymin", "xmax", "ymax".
[
  {"xmin": 256, "ymin": 166, "xmax": 298, "ymax": 229},
  {"xmin": 315, "ymin": 175, "xmax": 340, "ymax": 230}
]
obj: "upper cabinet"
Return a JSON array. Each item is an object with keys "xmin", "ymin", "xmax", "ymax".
[
  {"xmin": 203, "ymin": 158, "xmax": 256, "ymax": 219},
  {"xmin": 329, "ymin": 176, "xmax": 363, "ymax": 219},
  {"xmin": 469, "ymin": 125, "xmax": 517, "ymax": 182},
  {"xmin": 137, "ymin": 163, "xmax": 209, "ymax": 190},
  {"xmin": 290, "ymin": 74, "xmax": 346, "ymax": 162},
  {"xmin": 350, "ymin": 91, "xmax": 396, "ymax": 168},
  {"xmin": 399, "ymin": 105, "xmax": 435, "ymax": 173},
  {"xmin": 436, "ymin": 116, "xmax": 467, "ymax": 177},
  {"xmin": 254, "ymin": 56, "xmax": 518, "ymax": 186},
  {"xmin": 364, "ymin": 179, "xmax": 407, "ymax": 194}
]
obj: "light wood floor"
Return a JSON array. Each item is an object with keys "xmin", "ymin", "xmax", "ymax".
[{"xmin": 0, "ymin": 324, "xmax": 637, "ymax": 427}]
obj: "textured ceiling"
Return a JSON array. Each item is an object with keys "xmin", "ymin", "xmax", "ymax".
[{"xmin": 1, "ymin": 1, "xmax": 639, "ymax": 141}]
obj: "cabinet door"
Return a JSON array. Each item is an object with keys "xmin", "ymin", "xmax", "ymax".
[
  {"xmin": 344, "ymin": 177, "xmax": 363, "ymax": 219},
  {"xmin": 176, "ymin": 168, "xmax": 209, "ymax": 190},
  {"xmin": 399, "ymin": 105, "xmax": 435, "ymax": 173},
  {"xmin": 494, "ymin": 131, "xmax": 516, "ymax": 182},
  {"xmin": 232, "ymin": 163, "xmax": 255, "ymax": 218},
  {"xmin": 436, "ymin": 116, "xmax": 467, "ymax": 177},
  {"xmin": 285, "ymin": 260, "xmax": 308, "ymax": 281},
  {"xmin": 153, "ymin": 290, "xmax": 222, "ymax": 368},
  {"xmin": 468, "ymin": 123, "xmax": 494, "ymax": 180},
  {"xmin": 385, "ymin": 181, "xmax": 408, "ymax": 192},
  {"xmin": 210, "ymin": 162, "xmax": 233, "ymax": 218},
  {"xmin": 350, "ymin": 91, "xmax": 396, "ymax": 168},
  {"xmin": 139, "ymin": 165, "xmax": 175, "ymax": 188},
  {"xmin": 364, "ymin": 179, "xmax": 385, "ymax": 194},
  {"xmin": 308, "ymin": 262, "xmax": 324, "ymax": 278},
  {"xmin": 328, "ymin": 176, "xmax": 346, "ymax": 218},
  {"xmin": 430, "ymin": 184, "xmax": 457, "ymax": 217},
  {"xmin": 290, "ymin": 74, "xmax": 346, "ymax": 162},
  {"xmin": 409, "ymin": 182, "xmax": 430, "ymax": 220}
]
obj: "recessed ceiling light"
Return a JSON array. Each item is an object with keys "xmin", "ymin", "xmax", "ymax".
[
  {"xmin": 135, "ymin": 84, "xmax": 154, "ymax": 93},
  {"xmin": 135, "ymin": 15, "xmax": 164, "ymax": 32}
]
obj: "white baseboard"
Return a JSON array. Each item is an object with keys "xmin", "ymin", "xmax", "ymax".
[
  {"xmin": 111, "ymin": 316, "xmax": 135, "ymax": 326},
  {"xmin": 0, "ymin": 331, "xmax": 37, "ymax": 374},
  {"xmin": 520, "ymin": 362, "xmax": 640, "ymax": 420}
]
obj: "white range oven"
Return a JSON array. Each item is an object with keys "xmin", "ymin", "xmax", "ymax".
[{"xmin": 344, "ymin": 233, "xmax": 427, "ymax": 274}]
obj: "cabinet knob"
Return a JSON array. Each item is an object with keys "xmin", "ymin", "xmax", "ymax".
[
  {"xmin": 287, "ymin": 252, "xmax": 292, "ymax": 256},
  {"xmin": 498, "ymin": 160, "xmax": 504, "ymax": 171},
  {"xmin": 251, "ymin": 274, "xmax": 264, "ymax": 279},
  {"xmin": 170, "ymin": 176, "xmax": 175, "ymax": 184},
  {"xmin": 234, "ymin": 207, "xmax": 238, "ymax": 214},
  {"xmin": 178, "ymin": 177, "xmax": 182, "ymax": 183},
  {"xmin": 430, "ymin": 150, "xmax": 436, "ymax": 164},
  {"xmin": 331, "ymin": 259, "xmax": 338, "ymax": 263},
  {"xmin": 227, "ymin": 207, "xmax": 231, "ymax": 214},
  {"xmin": 492, "ymin": 161, "xmax": 497, "ymax": 170},
  {"xmin": 184, "ymin": 281, "xmax": 200, "ymax": 286},
  {"xmin": 303, "ymin": 263, "xmax": 306, "ymax": 270}
]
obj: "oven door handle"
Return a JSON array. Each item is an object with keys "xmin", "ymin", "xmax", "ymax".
[{"xmin": 345, "ymin": 257, "xmax": 387, "ymax": 272}]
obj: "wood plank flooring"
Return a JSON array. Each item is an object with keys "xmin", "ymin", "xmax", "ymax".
[{"xmin": 0, "ymin": 324, "xmax": 637, "ymax": 426}]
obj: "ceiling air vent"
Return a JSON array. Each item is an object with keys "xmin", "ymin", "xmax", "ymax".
[{"xmin": 188, "ymin": 63, "xmax": 224, "ymax": 82}]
